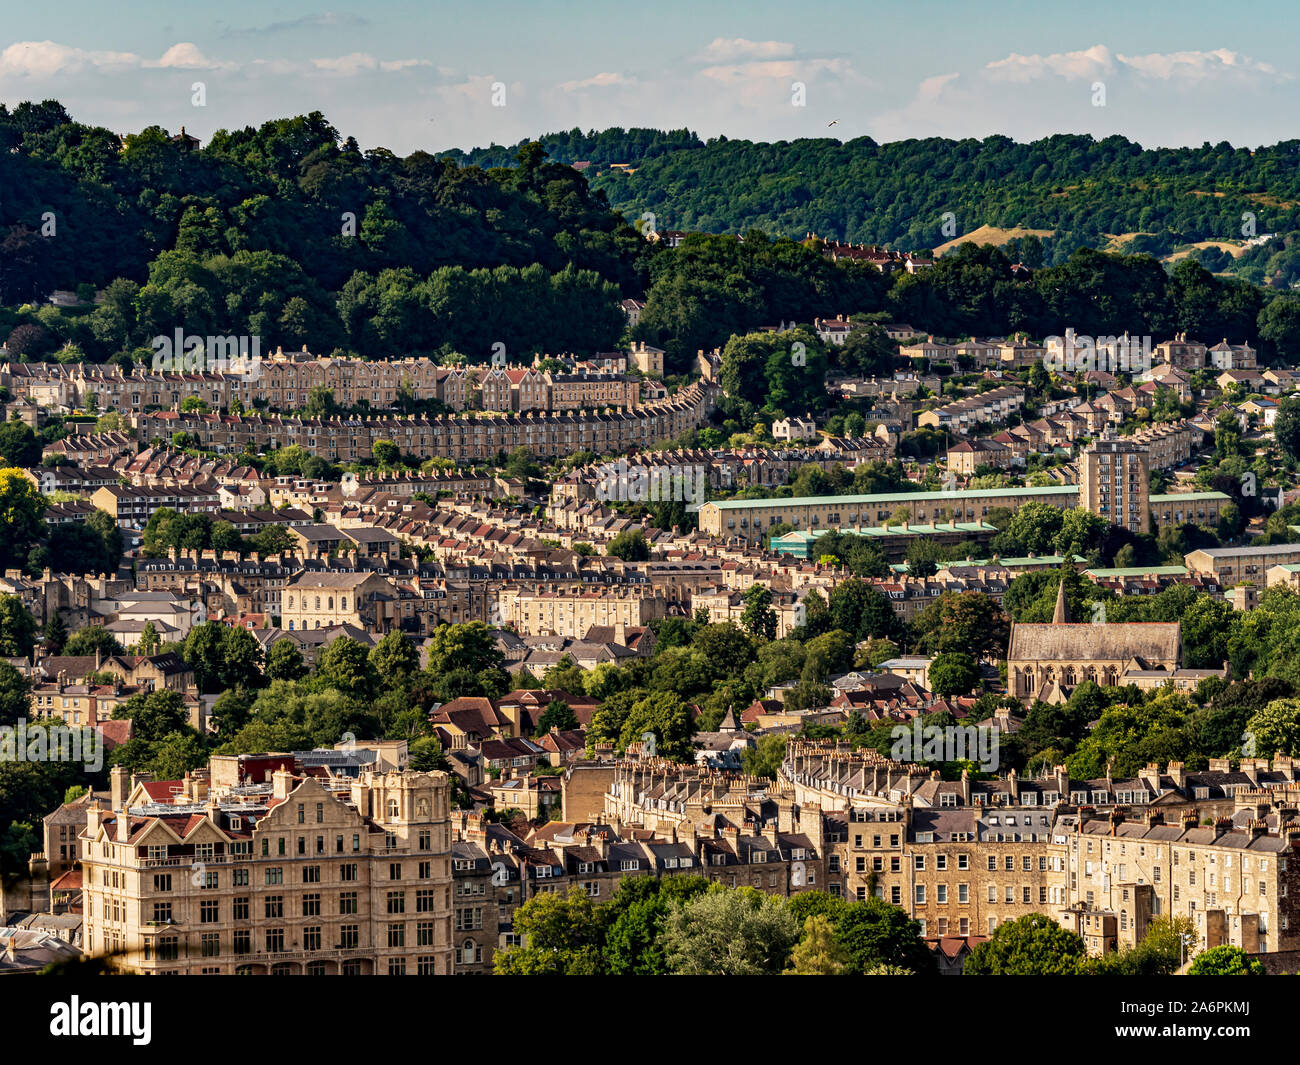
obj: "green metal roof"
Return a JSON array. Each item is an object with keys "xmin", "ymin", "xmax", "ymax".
[
  {"xmin": 703, "ymin": 485, "xmax": 1078, "ymax": 510},
  {"xmin": 1084, "ymin": 565, "xmax": 1189, "ymax": 577},
  {"xmin": 1148, "ymin": 491, "xmax": 1233, "ymax": 503}
]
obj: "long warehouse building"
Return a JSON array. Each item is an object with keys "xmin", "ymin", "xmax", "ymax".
[{"xmin": 697, "ymin": 486, "xmax": 1231, "ymax": 544}]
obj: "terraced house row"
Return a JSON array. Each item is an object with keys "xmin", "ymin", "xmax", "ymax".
[
  {"xmin": 779, "ymin": 743, "xmax": 1300, "ymax": 955},
  {"xmin": 123, "ymin": 381, "xmax": 713, "ymax": 461},
  {"xmin": 1, "ymin": 355, "xmax": 646, "ymax": 414}
]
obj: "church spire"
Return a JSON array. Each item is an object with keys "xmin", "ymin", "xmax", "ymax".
[{"xmin": 1052, "ymin": 577, "xmax": 1072, "ymax": 624}]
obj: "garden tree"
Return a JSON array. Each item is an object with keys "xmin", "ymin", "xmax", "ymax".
[
  {"xmin": 369, "ymin": 630, "xmax": 419, "ymax": 685},
  {"xmin": 605, "ymin": 528, "xmax": 650, "ymax": 561},
  {"xmin": 801, "ymin": 629, "xmax": 856, "ymax": 682},
  {"xmin": 831, "ymin": 896, "xmax": 936, "ymax": 974},
  {"xmin": 210, "ymin": 520, "xmax": 244, "ymax": 555},
  {"xmin": 48, "ymin": 510, "xmax": 123, "ymax": 576},
  {"xmin": 741, "ymin": 733, "xmax": 788, "ymax": 779},
  {"xmin": 904, "ymin": 537, "xmax": 943, "ymax": 578},
  {"xmin": 782, "ymin": 678, "xmax": 833, "ymax": 712},
  {"xmin": 423, "ymin": 621, "xmax": 504, "ymax": 677},
  {"xmin": 541, "ymin": 657, "xmax": 588, "ymax": 696},
  {"xmin": 739, "ymin": 583, "xmax": 777, "ymax": 640},
  {"xmin": 43, "ymin": 613, "xmax": 68, "ymax": 655},
  {"xmin": 1244, "ymin": 697, "xmax": 1300, "ymax": 758},
  {"xmin": 989, "ymin": 501, "xmax": 1064, "ymax": 559},
  {"xmin": 493, "ymin": 887, "xmax": 605, "ymax": 974},
  {"xmin": 302, "ymin": 386, "xmax": 338, "ymax": 417},
  {"xmin": 1087, "ymin": 916, "xmax": 1195, "ymax": 975},
  {"xmin": 317, "ymin": 637, "xmax": 378, "ymax": 698},
  {"xmin": 221, "ymin": 626, "xmax": 265, "ymax": 690},
  {"xmin": 182, "ymin": 621, "xmax": 263, "ymax": 693},
  {"xmin": 823, "ymin": 579, "xmax": 901, "ymax": 641},
  {"xmin": 246, "ymin": 681, "xmax": 380, "ymax": 749},
  {"xmin": 1186, "ymin": 945, "xmax": 1265, "ymax": 975},
  {"xmin": 536, "ymin": 699, "xmax": 578, "ymax": 735},
  {"xmin": 215, "ymin": 717, "xmax": 315, "ymax": 756},
  {"xmin": 661, "ymin": 886, "xmax": 800, "ymax": 975},
  {"xmin": 785, "ymin": 914, "xmax": 851, "ymax": 975},
  {"xmin": 910, "ymin": 591, "xmax": 1009, "ymax": 660},
  {"xmin": 585, "ymin": 661, "xmax": 629, "ymax": 700},
  {"xmin": 1054, "ymin": 507, "xmax": 1109, "ymax": 560},
  {"xmin": 1066, "ymin": 690, "xmax": 1199, "ymax": 779},
  {"xmin": 62, "ymin": 625, "xmax": 123, "ymax": 658},
  {"xmin": 266, "ymin": 638, "xmax": 307, "ymax": 682},
  {"xmin": 250, "ymin": 524, "xmax": 294, "ymax": 557},
  {"xmin": 855, "ymin": 637, "xmax": 899, "ymax": 670},
  {"xmin": 371, "ymin": 439, "xmax": 400, "ymax": 467},
  {"xmin": 209, "ymin": 687, "xmax": 254, "ymax": 736},
  {"xmin": 0, "ymin": 468, "xmax": 47, "ymax": 571},
  {"xmin": 650, "ymin": 616, "xmax": 699, "ymax": 651},
  {"xmin": 692, "ymin": 622, "xmax": 758, "ymax": 680},
  {"xmin": 802, "ymin": 531, "xmax": 890, "ymax": 579},
  {"xmin": 1274, "ymin": 395, "xmax": 1300, "ymax": 464},
  {"xmin": 511, "ymin": 666, "xmax": 542, "ymax": 689},
  {"xmin": 616, "ymin": 690, "xmax": 696, "ymax": 760},
  {"xmin": 963, "ymin": 914, "xmax": 1087, "ymax": 975},
  {"xmin": 747, "ymin": 638, "xmax": 806, "ymax": 690},
  {"xmin": 408, "ymin": 735, "xmax": 448, "ymax": 772},
  {"xmin": 601, "ymin": 875, "xmax": 713, "ymax": 975},
  {"xmin": 148, "ymin": 730, "xmax": 209, "ymax": 781},
  {"xmin": 0, "ymin": 420, "xmax": 40, "ymax": 467},
  {"xmin": 0, "ymin": 760, "xmax": 84, "ymax": 873},
  {"xmin": 0, "ymin": 661, "xmax": 31, "ymax": 727},
  {"xmin": 0, "ymin": 595, "xmax": 38, "ymax": 658},
  {"xmin": 111, "ymin": 689, "xmax": 189, "ymax": 743},
  {"xmin": 137, "ymin": 621, "xmax": 161, "ymax": 655},
  {"xmin": 1193, "ymin": 677, "xmax": 1293, "ymax": 756},
  {"xmin": 928, "ymin": 652, "xmax": 980, "ymax": 697}
]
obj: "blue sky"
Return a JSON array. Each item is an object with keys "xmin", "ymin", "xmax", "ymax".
[{"xmin": 1, "ymin": 0, "xmax": 1297, "ymax": 152}]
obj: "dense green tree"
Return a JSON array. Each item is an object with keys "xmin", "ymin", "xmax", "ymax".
[
  {"xmin": 964, "ymin": 914, "xmax": 1087, "ymax": 975},
  {"xmin": 62, "ymin": 625, "xmax": 122, "ymax": 658},
  {"xmin": 0, "ymin": 595, "xmax": 38, "ymax": 659},
  {"xmin": 266, "ymin": 638, "xmax": 307, "ymax": 682},
  {"xmin": 928, "ymin": 652, "xmax": 980, "ymax": 697},
  {"xmin": 661, "ymin": 886, "xmax": 800, "ymax": 975},
  {"xmin": 1186, "ymin": 945, "xmax": 1265, "ymax": 975}
]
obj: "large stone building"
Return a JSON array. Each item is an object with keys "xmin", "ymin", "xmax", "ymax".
[
  {"xmin": 1006, "ymin": 581, "xmax": 1181, "ymax": 703},
  {"xmin": 80, "ymin": 762, "xmax": 454, "ymax": 974},
  {"xmin": 497, "ymin": 585, "xmax": 669, "ymax": 638}
]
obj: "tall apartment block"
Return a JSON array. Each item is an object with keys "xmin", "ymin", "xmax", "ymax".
[{"xmin": 1079, "ymin": 430, "xmax": 1150, "ymax": 534}]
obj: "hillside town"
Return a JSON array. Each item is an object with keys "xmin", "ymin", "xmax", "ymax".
[{"xmin": 4, "ymin": 306, "xmax": 1300, "ymax": 983}]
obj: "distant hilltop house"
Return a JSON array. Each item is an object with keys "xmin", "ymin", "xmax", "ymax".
[
  {"xmin": 807, "ymin": 236, "xmax": 933, "ymax": 274},
  {"xmin": 772, "ymin": 415, "xmax": 817, "ymax": 442}
]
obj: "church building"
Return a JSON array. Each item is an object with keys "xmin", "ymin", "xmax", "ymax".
[{"xmin": 1006, "ymin": 580, "xmax": 1181, "ymax": 704}]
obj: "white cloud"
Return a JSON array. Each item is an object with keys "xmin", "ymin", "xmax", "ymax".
[
  {"xmin": 1117, "ymin": 48, "xmax": 1283, "ymax": 81},
  {"xmin": 144, "ymin": 43, "xmax": 235, "ymax": 71},
  {"xmin": 558, "ymin": 71, "xmax": 634, "ymax": 92},
  {"xmin": 983, "ymin": 44, "xmax": 1282, "ymax": 85},
  {"xmin": 0, "ymin": 40, "xmax": 138, "ymax": 77},
  {"xmin": 697, "ymin": 38, "xmax": 795, "ymax": 63},
  {"xmin": 986, "ymin": 44, "xmax": 1116, "ymax": 83},
  {"xmin": 310, "ymin": 53, "xmax": 431, "ymax": 75}
]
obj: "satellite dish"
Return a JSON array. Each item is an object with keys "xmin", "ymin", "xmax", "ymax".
[{"xmin": 341, "ymin": 472, "xmax": 358, "ymax": 497}]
